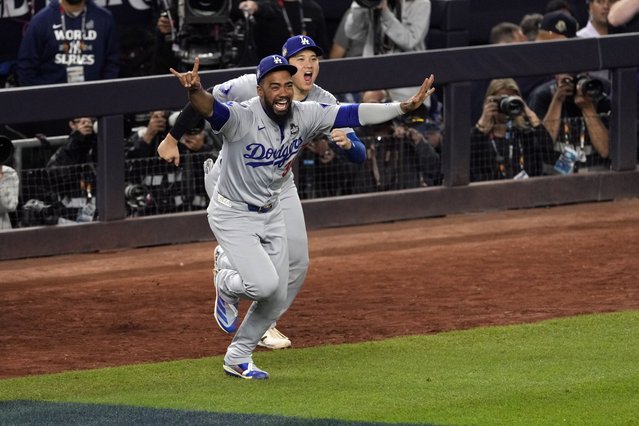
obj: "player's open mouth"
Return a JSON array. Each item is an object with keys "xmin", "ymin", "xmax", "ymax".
[
  {"xmin": 273, "ymin": 99, "xmax": 289, "ymax": 112},
  {"xmin": 304, "ymin": 72, "xmax": 312, "ymax": 83}
]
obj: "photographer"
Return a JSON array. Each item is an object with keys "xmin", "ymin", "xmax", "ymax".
[
  {"xmin": 0, "ymin": 136, "xmax": 19, "ymax": 230},
  {"xmin": 47, "ymin": 117, "xmax": 97, "ymax": 167},
  {"xmin": 529, "ymin": 10, "xmax": 611, "ymax": 172},
  {"xmin": 125, "ymin": 110, "xmax": 170, "ymax": 159},
  {"xmin": 344, "ymin": 0, "xmax": 431, "ymax": 101},
  {"xmin": 528, "ymin": 72, "xmax": 611, "ymax": 172},
  {"xmin": 471, "ymin": 79, "xmax": 555, "ymax": 182}
]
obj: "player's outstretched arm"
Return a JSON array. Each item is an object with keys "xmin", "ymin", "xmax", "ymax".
[
  {"xmin": 334, "ymin": 74, "xmax": 436, "ymax": 128},
  {"xmin": 170, "ymin": 57, "xmax": 215, "ymax": 118}
]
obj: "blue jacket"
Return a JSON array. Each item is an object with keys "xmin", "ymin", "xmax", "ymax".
[{"xmin": 17, "ymin": 0, "xmax": 119, "ymax": 86}]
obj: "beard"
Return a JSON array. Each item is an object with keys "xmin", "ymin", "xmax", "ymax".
[{"xmin": 261, "ymin": 97, "xmax": 292, "ymax": 125}]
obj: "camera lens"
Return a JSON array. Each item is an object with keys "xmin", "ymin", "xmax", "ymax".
[
  {"xmin": 577, "ymin": 76, "xmax": 604, "ymax": 99},
  {"xmin": 497, "ymin": 96, "xmax": 524, "ymax": 118}
]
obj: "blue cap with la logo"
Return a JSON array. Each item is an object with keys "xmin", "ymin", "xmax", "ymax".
[
  {"xmin": 281, "ymin": 35, "xmax": 324, "ymax": 59},
  {"xmin": 256, "ymin": 55, "xmax": 298, "ymax": 83}
]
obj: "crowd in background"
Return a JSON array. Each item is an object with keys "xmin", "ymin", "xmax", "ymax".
[{"xmin": 1, "ymin": 0, "xmax": 638, "ymax": 230}]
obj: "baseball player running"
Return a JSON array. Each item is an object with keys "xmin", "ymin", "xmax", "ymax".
[
  {"xmin": 159, "ymin": 54, "xmax": 434, "ymax": 379},
  {"xmin": 165, "ymin": 35, "xmax": 365, "ymax": 350}
]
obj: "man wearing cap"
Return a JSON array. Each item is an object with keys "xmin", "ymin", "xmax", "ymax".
[
  {"xmin": 158, "ymin": 54, "xmax": 434, "ymax": 379},
  {"xmin": 166, "ymin": 35, "xmax": 367, "ymax": 352},
  {"xmin": 535, "ymin": 9, "xmax": 578, "ymax": 40},
  {"xmin": 529, "ymin": 10, "xmax": 611, "ymax": 172}
]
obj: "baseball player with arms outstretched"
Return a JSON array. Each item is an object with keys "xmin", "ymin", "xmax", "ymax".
[
  {"xmin": 158, "ymin": 54, "xmax": 434, "ymax": 380},
  {"xmin": 163, "ymin": 35, "xmax": 365, "ymax": 350}
]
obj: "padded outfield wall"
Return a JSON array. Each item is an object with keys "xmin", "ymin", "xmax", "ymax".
[{"xmin": 0, "ymin": 35, "xmax": 637, "ymax": 260}]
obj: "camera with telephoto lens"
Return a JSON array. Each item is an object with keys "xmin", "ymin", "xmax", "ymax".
[
  {"xmin": 355, "ymin": 0, "xmax": 383, "ymax": 7},
  {"xmin": 563, "ymin": 73, "xmax": 604, "ymax": 99},
  {"xmin": 494, "ymin": 95, "xmax": 525, "ymax": 118}
]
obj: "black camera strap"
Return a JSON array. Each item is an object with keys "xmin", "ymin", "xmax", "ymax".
[{"xmin": 489, "ymin": 120, "xmax": 525, "ymax": 179}]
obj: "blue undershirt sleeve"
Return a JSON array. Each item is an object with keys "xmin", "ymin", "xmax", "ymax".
[
  {"xmin": 338, "ymin": 132, "xmax": 366, "ymax": 164},
  {"xmin": 334, "ymin": 104, "xmax": 361, "ymax": 128},
  {"xmin": 208, "ymin": 101, "xmax": 231, "ymax": 131}
]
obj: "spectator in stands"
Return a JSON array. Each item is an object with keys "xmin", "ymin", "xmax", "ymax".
[
  {"xmin": 471, "ymin": 21, "xmax": 535, "ymax": 125},
  {"xmin": 150, "ymin": 5, "xmax": 181, "ymax": 75},
  {"xmin": 239, "ymin": 0, "xmax": 329, "ymax": 61},
  {"xmin": 578, "ymin": 0, "xmax": 614, "ymax": 37},
  {"xmin": 489, "ymin": 22, "xmax": 527, "ymax": 44},
  {"xmin": 125, "ymin": 113, "xmax": 219, "ymax": 215},
  {"xmin": 177, "ymin": 118, "xmax": 223, "ymax": 157},
  {"xmin": 329, "ymin": 8, "xmax": 365, "ymax": 59},
  {"xmin": 535, "ymin": 10, "xmax": 579, "ymax": 41},
  {"xmin": 577, "ymin": 0, "xmax": 614, "ymax": 82},
  {"xmin": 471, "ymin": 78, "xmax": 554, "ymax": 182},
  {"xmin": 44, "ymin": 117, "xmax": 98, "ymax": 223},
  {"xmin": 344, "ymin": 0, "xmax": 431, "ymax": 101},
  {"xmin": 520, "ymin": 13, "xmax": 544, "ymax": 41},
  {"xmin": 16, "ymin": 0, "xmax": 119, "ymax": 86},
  {"xmin": 126, "ymin": 110, "xmax": 221, "ymax": 159},
  {"xmin": 0, "ymin": 136, "xmax": 19, "ymax": 230},
  {"xmin": 393, "ymin": 104, "xmax": 442, "ymax": 187},
  {"xmin": 299, "ymin": 134, "xmax": 355, "ymax": 199},
  {"xmin": 351, "ymin": 89, "xmax": 394, "ymax": 192},
  {"xmin": 46, "ymin": 117, "xmax": 97, "ymax": 167},
  {"xmin": 529, "ymin": 11, "xmax": 611, "ymax": 172},
  {"xmin": 125, "ymin": 110, "xmax": 169, "ymax": 159},
  {"xmin": 328, "ymin": 7, "xmax": 365, "ymax": 103}
]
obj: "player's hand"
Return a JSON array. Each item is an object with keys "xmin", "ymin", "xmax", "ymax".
[
  {"xmin": 400, "ymin": 74, "xmax": 435, "ymax": 113},
  {"xmin": 157, "ymin": 134, "xmax": 181, "ymax": 166},
  {"xmin": 170, "ymin": 57, "xmax": 202, "ymax": 92},
  {"xmin": 330, "ymin": 129, "xmax": 352, "ymax": 150}
]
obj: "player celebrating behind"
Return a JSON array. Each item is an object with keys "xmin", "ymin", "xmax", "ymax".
[{"xmin": 159, "ymin": 54, "xmax": 435, "ymax": 380}]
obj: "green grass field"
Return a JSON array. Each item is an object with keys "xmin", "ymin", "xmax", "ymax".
[{"xmin": 1, "ymin": 311, "xmax": 638, "ymax": 425}]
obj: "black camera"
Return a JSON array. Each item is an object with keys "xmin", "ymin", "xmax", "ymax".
[
  {"xmin": 494, "ymin": 95, "xmax": 525, "ymax": 118},
  {"xmin": 564, "ymin": 74, "xmax": 604, "ymax": 99},
  {"xmin": 355, "ymin": 0, "xmax": 383, "ymax": 7},
  {"xmin": 124, "ymin": 183, "xmax": 151, "ymax": 209}
]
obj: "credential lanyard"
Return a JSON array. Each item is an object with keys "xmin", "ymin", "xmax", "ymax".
[{"xmin": 59, "ymin": 6, "xmax": 87, "ymax": 43}]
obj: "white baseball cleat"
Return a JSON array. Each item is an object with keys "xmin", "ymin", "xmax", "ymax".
[{"xmin": 258, "ymin": 327, "xmax": 291, "ymax": 349}]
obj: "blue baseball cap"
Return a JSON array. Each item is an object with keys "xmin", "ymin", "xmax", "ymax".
[
  {"xmin": 256, "ymin": 55, "xmax": 298, "ymax": 84},
  {"xmin": 281, "ymin": 35, "xmax": 324, "ymax": 59}
]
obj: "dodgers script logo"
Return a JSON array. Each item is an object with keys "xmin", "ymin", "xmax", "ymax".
[{"xmin": 243, "ymin": 138, "xmax": 304, "ymax": 168}]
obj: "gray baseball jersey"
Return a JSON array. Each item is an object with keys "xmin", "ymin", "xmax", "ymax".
[
  {"xmin": 207, "ymin": 74, "xmax": 353, "ymax": 191},
  {"xmin": 209, "ymin": 97, "xmax": 340, "ymax": 208}
]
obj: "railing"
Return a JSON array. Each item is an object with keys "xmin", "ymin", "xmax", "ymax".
[{"xmin": 0, "ymin": 34, "xmax": 638, "ymax": 259}]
